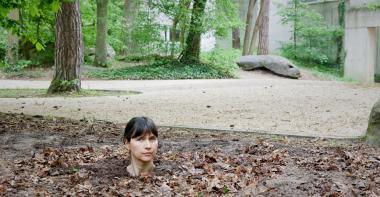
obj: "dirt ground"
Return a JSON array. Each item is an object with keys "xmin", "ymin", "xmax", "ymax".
[{"xmin": 0, "ymin": 113, "xmax": 379, "ymax": 196}]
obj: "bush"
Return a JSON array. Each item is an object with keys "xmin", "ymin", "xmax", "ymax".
[
  {"xmin": 201, "ymin": 48, "xmax": 240, "ymax": 77},
  {"xmin": 3, "ymin": 60, "xmax": 33, "ymax": 73},
  {"xmin": 278, "ymin": 0, "xmax": 343, "ymax": 66}
]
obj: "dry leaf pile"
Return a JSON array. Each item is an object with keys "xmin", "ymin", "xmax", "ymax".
[{"xmin": 0, "ymin": 113, "xmax": 379, "ymax": 196}]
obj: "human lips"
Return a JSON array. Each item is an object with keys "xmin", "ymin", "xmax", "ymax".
[{"xmin": 142, "ymin": 152, "xmax": 153, "ymax": 156}]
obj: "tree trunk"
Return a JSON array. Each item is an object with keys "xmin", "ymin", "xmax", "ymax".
[
  {"xmin": 242, "ymin": 0, "xmax": 257, "ymax": 55},
  {"xmin": 248, "ymin": 0, "xmax": 265, "ymax": 55},
  {"xmin": 48, "ymin": 0, "xmax": 83, "ymax": 93},
  {"xmin": 336, "ymin": 0, "xmax": 345, "ymax": 65},
  {"xmin": 94, "ymin": 0, "xmax": 109, "ymax": 67},
  {"xmin": 7, "ymin": 9, "xmax": 19, "ymax": 65},
  {"xmin": 180, "ymin": 0, "xmax": 207, "ymax": 63},
  {"xmin": 124, "ymin": 0, "xmax": 138, "ymax": 55},
  {"xmin": 232, "ymin": 27, "xmax": 240, "ymax": 49},
  {"xmin": 179, "ymin": 0, "xmax": 192, "ymax": 50},
  {"xmin": 258, "ymin": 0, "xmax": 270, "ymax": 55},
  {"xmin": 171, "ymin": 16, "xmax": 179, "ymax": 57}
]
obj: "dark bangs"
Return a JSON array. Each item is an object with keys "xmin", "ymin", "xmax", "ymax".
[{"xmin": 124, "ymin": 117, "xmax": 158, "ymax": 142}]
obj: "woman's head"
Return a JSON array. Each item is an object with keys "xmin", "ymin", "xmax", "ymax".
[
  {"xmin": 123, "ymin": 117, "xmax": 158, "ymax": 143},
  {"xmin": 123, "ymin": 117, "xmax": 158, "ymax": 163}
]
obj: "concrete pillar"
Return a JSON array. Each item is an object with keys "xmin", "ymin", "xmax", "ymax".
[{"xmin": 344, "ymin": 27, "xmax": 376, "ymax": 82}]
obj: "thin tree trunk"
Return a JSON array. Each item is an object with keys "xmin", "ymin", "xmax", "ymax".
[
  {"xmin": 180, "ymin": 0, "xmax": 207, "ymax": 63},
  {"xmin": 336, "ymin": 0, "xmax": 345, "ymax": 65},
  {"xmin": 94, "ymin": 0, "xmax": 109, "ymax": 67},
  {"xmin": 248, "ymin": 0, "xmax": 265, "ymax": 55},
  {"xmin": 7, "ymin": 9, "xmax": 19, "ymax": 65},
  {"xmin": 232, "ymin": 27, "xmax": 240, "ymax": 49},
  {"xmin": 242, "ymin": 0, "xmax": 257, "ymax": 55},
  {"xmin": 124, "ymin": 0, "xmax": 138, "ymax": 55},
  {"xmin": 48, "ymin": 0, "xmax": 83, "ymax": 93},
  {"xmin": 179, "ymin": 0, "xmax": 192, "ymax": 50},
  {"xmin": 258, "ymin": 0, "xmax": 270, "ymax": 55},
  {"xmin": 171, "ymin": 16, "xmax": 179, "ymax": 57}
]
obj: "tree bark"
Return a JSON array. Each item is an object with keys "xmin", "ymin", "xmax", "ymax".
[
  {"xmin": 7, "ymin": 9, "xmax": 19, "ymax": 65},
  {"xmin": 232, "ymin": 27, "xmax": 240, "ymax": 49},
  {"xmin": 248, "ymin": 0, "xmax": 265, "ymax": 55},
  {"xmin": 258, "ymin": 0, "xmax": 270, "ymax": 55},
  {"xmin": 170, "ymin": 18, "xmax": 179, "ymax": 57},
  {"xmin": 94, "ymin": 0, "xmax": 109, "ymax": 67},
  {"xmin": 336, "ymin": 0, "xmax": 345, "ymax": 65},
  {"xmin": 124, "ymin": 0, "xmax": 138, "ymax": 55},
  {"xmin": 178, "ymin": 0, "xmax": 192, "ymax": 51},
  {"xmin": 180, "ymin": 0, "xmax": 207, "ymax": 63},
  {"xmin": 242, "ymin": 0, "xmax": 257, "ymax": 55},
  {"xmin": 48, "ymin": 0, "xmax": 83, "ymax": 93}
]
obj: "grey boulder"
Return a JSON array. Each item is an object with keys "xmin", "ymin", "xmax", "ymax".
[
  {"xmin": 237, "ymin": 55, "xmax": 301, "ymax": 79},
  {"xmin": 367, "ymin": 99, "xmax": 380, "ymax": 146}
]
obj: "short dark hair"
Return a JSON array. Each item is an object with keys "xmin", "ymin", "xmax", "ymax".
[{"xmin": 123, "ymin": 117, "xmax": 158, "ymax": 143}]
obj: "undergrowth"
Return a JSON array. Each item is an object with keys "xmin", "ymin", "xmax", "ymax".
[{"xmin": 86, "ymin": 49, "xmax": 240, "ymax": 80}]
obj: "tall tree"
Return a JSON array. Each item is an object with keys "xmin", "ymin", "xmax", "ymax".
[
  {"xmin": 242, "ymin": 0, "xmax": 257, "ymax": 55},
  {"xmin": 6, "ymin": 9, "xmax": 19, "ymax": 65},
  {"xmin": 248, "ymin": 0, "xmax": 265, "ymax": 55},
  {"xmin": 257, "ymin": 0, "xmax": 270, "ymax": 55},
  {"xmin": 94, "ymin": 0, "xmax": 109, "ymax": 67},
  {"xmin": 48, "ymin": 0, "xmax": 83, "ymax": 93},
  {"xmin": 180, "ymin": 0, "xmax": 207, "ymax": 63},
  {"xmin": 124, "ymin": 0, "xmax": 138, "ymax": 55}
]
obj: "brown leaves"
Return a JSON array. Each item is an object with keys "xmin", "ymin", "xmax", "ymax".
[{"xmin": 1, "ymin": 113, "xmax": 380, "ymax": 196}]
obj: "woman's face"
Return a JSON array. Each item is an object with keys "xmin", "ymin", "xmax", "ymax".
[{"xmin": 127, "ymin": 132, "xmax": 158, "ymax": 163}]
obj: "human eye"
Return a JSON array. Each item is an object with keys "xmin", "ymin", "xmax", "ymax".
[
  {"xmin": 149, "ymin": 136, "xmax": 157, "ymax": 141},
  {"xmin": 136, "ymin": 137, "xmax": 143, "ymax": 141}
]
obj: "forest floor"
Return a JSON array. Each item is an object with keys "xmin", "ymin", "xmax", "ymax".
[{"xmin": 0, "ymin": 113, "xmax": 379, "ymax": 196}]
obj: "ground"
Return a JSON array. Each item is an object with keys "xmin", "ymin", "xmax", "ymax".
[
  {"xmin": 0, "ymin": 113, "xmax": 379, "ymax": 196},
  {"xmin": 0, "ymin": 74, "xmax": 379, "ymax": 138},
  {"xmin": 1, "ymin": 67, "xmax": 380, "ymax": 195}
]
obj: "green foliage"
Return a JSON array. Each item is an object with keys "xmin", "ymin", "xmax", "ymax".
[
  {"xmin": 278, "ymin": 0, "xmax": 344, "ymax": 66},
  {"xmin": 291, "ymin": 59, "xmax": 344, "ymax": 80},
  {"xmin": 201, "ymin": 48, "xmax": 240, "ymax": 77},
  {"xmin": 0, "ymin": 27, "xmax": 7, "ymax": 59},
  {"xmin": 375, "ymin": 74, "xmax": 380, "ymax": 83},
  {"xmin": 81, "ymin": 0, "xmax": 124, "ymax": 52},
  {"xmin": 366, "ymin": 1, "xmax": 380, "ymax": 11},
  {"xmin": 204, "ymin": 0, "xmax": 241, "ymax": 37},
  {"xmin": 86, "ymin": 53, "xmax": 237, "ymax": 80},
  {"xmin": 2, "ymin": 59, "xmax": 32, "ymax": 72},
  {"xmin": 129, "ymin": 10, "xmax": 166, "ymax": 55},
  {"xmin": 0, "ymin": 0, "xmax": 59, "ymax": 52},
  {"xmin": 48, "ymin": 79, "xmax": 80, "ymax": 93}
]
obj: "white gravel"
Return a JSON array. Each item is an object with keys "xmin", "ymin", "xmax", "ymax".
[{"xmin": 0, "ymin": 77, "xmax": 379, "ymax": 138}]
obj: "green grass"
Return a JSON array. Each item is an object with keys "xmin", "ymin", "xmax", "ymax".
[
  {"xmin": 86, "ymin": 49, "xmax": 240, "ymax": 80},
  {"xmin": 0, "ymin": 89, "xmax": 138, "ymax": 98},
  {"xmin": 375, "ymin": 74, "xmax": 380, "ymax": 83},
  {"xmin": 290, "ymin": 59, "xmax": 350, "ymax": 81}
]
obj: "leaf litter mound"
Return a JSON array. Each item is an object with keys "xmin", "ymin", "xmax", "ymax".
[{"xmin": 0, "ymin": 113, "xmax": 379, "ymax": 196}]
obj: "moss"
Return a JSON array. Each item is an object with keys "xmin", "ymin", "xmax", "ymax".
[{"xmin": 47, "ymin": 79, "xmax": 80, "ymax": 94}]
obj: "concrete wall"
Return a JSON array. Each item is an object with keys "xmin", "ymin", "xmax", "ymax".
[
  {"xmin": 377, "ymin": 27, "xmax": 380, "ymax": 75},
  {"xmin": 345, "ymin": 1, "xmax": 380, "ymax": 82}
]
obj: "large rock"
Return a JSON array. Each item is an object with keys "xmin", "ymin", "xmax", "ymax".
[
  {"xmin": 237, "ymin": 55, "xmax": 301, "ymax": 79},
  {"xmin": 366, "ymin": 99, "xmax": 380, "ymax": 146},
  {"xmin": 85, "ymin": 43, "xmax": 115, "ymax": 60}
]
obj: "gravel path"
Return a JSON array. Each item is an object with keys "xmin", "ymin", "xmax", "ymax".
[{"xmin": 0, "ymin": 78, "xmax": 379, "ymax": 138}]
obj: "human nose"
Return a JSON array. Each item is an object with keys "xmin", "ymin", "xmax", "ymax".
[{"xmin": 144, "ymin": 139, "xmax": 152, "ymax": 149}]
